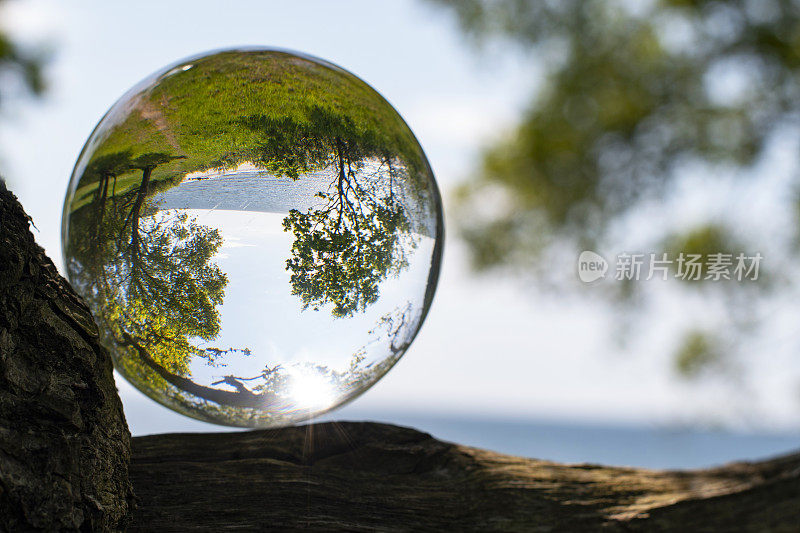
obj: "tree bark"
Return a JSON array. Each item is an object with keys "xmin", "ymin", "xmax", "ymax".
[{"xmin": 0, "ymin": 181, "xmax": 134, "ymax": 531}]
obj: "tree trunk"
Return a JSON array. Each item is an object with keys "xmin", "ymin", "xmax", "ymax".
[
  {"xmin": 129, "ymin": 166, "xmax": 151, "ymax": 283},
  {"xmin": 0, "ymin": 181, "xmax": 134, "ymax": 531},
  {"xmin": 1, "ymin": 181, "xmax": 798, "ymax": 531},
  {"xmin": 123, "ymin": 334, "xmax": 275, "ymax": 409}
]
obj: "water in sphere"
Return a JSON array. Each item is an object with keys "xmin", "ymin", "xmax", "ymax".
[{"xmin": 61, "ymin": 49, "xmax": 443, "ymax": 427}]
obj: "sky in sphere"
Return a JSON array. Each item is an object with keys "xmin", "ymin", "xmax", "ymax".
[{"xmin": 0, "ymin": 0, "xmax": 798, "ymax": 440}]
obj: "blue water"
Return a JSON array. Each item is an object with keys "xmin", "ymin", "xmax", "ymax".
[{"xmin": 324, "ymin": 412, "xmax": 800, "ymax": 469}]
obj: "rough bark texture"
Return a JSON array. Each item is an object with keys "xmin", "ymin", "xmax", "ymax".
[
  {"xmin": 0, "ymin": 181, "xmax": 134, "ymax": 531},
  {"xmin": 129, "ymin": 421, "xmax": 800, "ymax": 532}
]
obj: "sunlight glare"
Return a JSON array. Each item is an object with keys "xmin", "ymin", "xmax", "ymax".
[{"xmin": 288, "ymin": 369, "xmax": 336, "ymax": 410}]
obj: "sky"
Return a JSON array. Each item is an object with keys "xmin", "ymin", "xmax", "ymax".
[{"xmin": 1, "ymin": 0, "xmax": 798, "ymax": 436}]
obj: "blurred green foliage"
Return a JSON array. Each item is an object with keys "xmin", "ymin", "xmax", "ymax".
[
  {"xmin": 0, "ymin": 2, "xmax": 45, "ymax": 106},
  {"xmin": 0, "ymin": 0, "xmax": 46, "ymax": 167},
  {"xmin": 674, "ymin": 329, "xmax": 722, "ymax": 378},
  {"xmin": 432, "ymin": 0, "xmax": 799, "ymax": 262},
  {"xmin": 430, "ymin": 0, "xmax": 800, "ymax": 378}
]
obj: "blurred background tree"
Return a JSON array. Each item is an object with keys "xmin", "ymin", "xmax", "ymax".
[
  {"xmin": 428, "ymin": 0, "xmax": 800, "ymax": 385},
  {"xmin": 0, "ymin": 0, "xmax": 45, "ymax": 117}
]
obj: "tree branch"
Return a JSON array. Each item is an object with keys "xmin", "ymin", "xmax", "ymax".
[{"xmin": 127, "ymin": 421, "xmax": 800, "ymax": 532}]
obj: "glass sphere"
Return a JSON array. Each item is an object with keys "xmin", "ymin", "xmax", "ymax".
[{"xmin": 61, "ymin": 49, "xmax": 443, "ymax": 427}]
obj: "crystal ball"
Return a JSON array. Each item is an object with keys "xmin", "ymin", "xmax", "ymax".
[{"xmin": 61, "ymin": 49, "xmax": 443, "ymax": 427}]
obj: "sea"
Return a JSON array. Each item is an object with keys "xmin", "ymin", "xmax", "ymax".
[{"xmin": 320, "ymin": 411, "xmax": 800, "ymax": 470}]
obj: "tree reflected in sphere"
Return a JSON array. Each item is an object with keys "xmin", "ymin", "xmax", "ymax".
[{"xmin": 61, "ymin": 49, "xmax": 443, "ymax": 427}]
